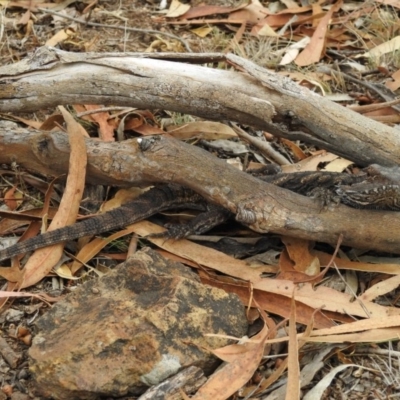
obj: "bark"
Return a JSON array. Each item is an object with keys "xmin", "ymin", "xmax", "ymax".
[
  {"xmin": 1, "ymin": 124, "xmax": 399, "ymax": 254},
  {"xmin": 0, "ymin": 47, "xmax": 400, "ymax": 167}
]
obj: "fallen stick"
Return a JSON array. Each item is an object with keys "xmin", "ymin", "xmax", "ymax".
[
  {"xmin": 0, "ymin": 48, "xmax": 399, "ymax": 166},
  {"xmin": 1, "ymin": 125, "xmax": 399, "ymax": 254}
]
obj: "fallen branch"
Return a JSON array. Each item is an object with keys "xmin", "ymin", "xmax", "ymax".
[
  {"xmin": 1, "ymin": 125, "xmax": 399, "ymax": 254},
  {"xmin": 0, "ymin": 48, "xmax": 400, "ymax": 166}
]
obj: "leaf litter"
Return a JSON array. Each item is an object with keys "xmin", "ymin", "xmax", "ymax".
[{"xmin": 1, "ymin": 0, "xmax": 400, "ymax": 398}]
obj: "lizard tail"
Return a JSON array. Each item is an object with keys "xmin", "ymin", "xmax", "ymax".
[
  {"xmin": 0, "ymin": 206, "xmax": 136, "ymax": 262},
  {"xmin": 0, "ymin": 184, "xmax": 205, "ymax": 262}
]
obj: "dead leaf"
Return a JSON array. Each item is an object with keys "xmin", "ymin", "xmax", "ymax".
[
  {"xmin": 280, "ymin": 0, "xmax": 301, "ymax": 9},
  {"xmin": 295, "ymin": 1, "xmax": 343, "ymax": 66},
  {"xmin": 315, "ymin": 250, "xmax": 400, "ymax": 275},
  {"xmin": 303, "ymin": 364, "xmax": 364, "ymax": 400},
  {"xmin": 302, "ymin": 316, "xmax": 400, "ymax": 343},
  {"xmin": 166, "ymin": 0, "xmax": 191, "ymax": 18},
  {"xmin": 190, "ymin": 26, "xmax": 213, "ymax": 38},
  {"xmin": 281, "ymin": 152, "xmax": 339, "ymax": 173},
  {"xmin": 322, "ymin": 157, "xmax": 353, "ymax": 172},
  {"xmin": 167, "ymin": 121, "xmax": 237, "ymax": 140},
  {"xmin": 360, "ymin": 35, "xmax": 400, "ymax": 59},
  {"xmin": 229, "ymin": 0, "xmax": 268, "ymax": 25},
  {"xmin": 0, "ymin": 208, "xmax": 59, "ymax": 236},
  {"xmin": 280, "ymin": 37, "xmax": 310, "ymax": 65},
  {"xmin": 4, "ymin": 187, "xmax": 23, "ymax": 211},
  {"xmin": 362, "ymin": 274, "xmax": 400, "ymax": 302},
  {"xmin": 191, "ymin": 316, "xmax": 270, "ymax": 399},
  {"xmin": 286, "ymin": 294, "xmax": 300, "ymax": 400},
  {"xmin": 20, "ymin": 107, "xmax": 87, "ymax": 288},
  {"xmin": 281, "ymin": 236, "xmax": 320, "ymax": 275},
  {"xmin": 255, "ymin": 22, "xmax": 278, "ymax": 37},
  {"xmin": 39, "ymin": 114, "xmax": 65, "ymax": 131},
  {"xmin": 100, "ymin": 187, "xmax": 146, "ymax": 212},
  {"xmin": 200, "ymin": 273, "xmax": 334, "ymax": 329},
  {"xmin": 180, "ymin": 4, "xmax": 246, "ymax": 20},
  {"xmin": 386, "ymin": 68, "xmax": 400, "ymax": 91},
  {"xmin": 17, "ymin": 9, "xmax": 31, "ymax": 25},
  {"xmin": 80, "ymin": 105, "xmax": 115, "ymax": 142},
  {"xmin": 0, "ymin": 290, "xmax": 62, "ymax": 304},
  {"xmin": 45, "ymin": 27, "xmax": 76, "ymax": 47},
  {"xmin": 373, "ymin": 0, "xmax": 400, "ymax": 9},
  {"xmin": 308, "ymin": 315, "xmax": 400, "ymax": 337},
  {"xmin": 0, "ymin": 266, "xmax": 23, "ymax": 283},
  {"xmin": 70, "ymin": 227, "xmax": 135, "ymax": 274},
  {"xmin": 279, "ymin": 138, "xmax": 307, "ymax": 161},
  {"xmin": 53, "ymin": 263, "xmax": 80, "ymax": 280}
]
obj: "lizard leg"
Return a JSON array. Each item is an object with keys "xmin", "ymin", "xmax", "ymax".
[{"xmin": 149, "ymin": 205, "xmax": 232, "ymax": 240}]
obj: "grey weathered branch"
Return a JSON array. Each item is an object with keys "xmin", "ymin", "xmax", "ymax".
[
  {"xmin": 0, "ymin": 47, "xmax": 400, "ymax": 166},
  {"xmin": 1, "ymin": 125, "xmax": 400, "ymax": 254}
]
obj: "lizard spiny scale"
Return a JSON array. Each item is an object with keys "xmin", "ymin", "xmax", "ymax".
[{"xmin": 336, "ymin": 184, "xmax": 400, "ymax": 210}]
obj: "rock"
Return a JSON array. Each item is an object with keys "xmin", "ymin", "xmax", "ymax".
[{"xmin": 29, "ymin": 248, "xmax": 248, "ymax": 399}]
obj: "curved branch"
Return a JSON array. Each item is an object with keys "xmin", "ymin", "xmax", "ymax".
[
  {"xmin": 1, "ymin": 125, "xmax": 399, "ymax": 254},
  {"xmin": 0, "ymin": 48, "xmax": 399, "ymax": 166}
]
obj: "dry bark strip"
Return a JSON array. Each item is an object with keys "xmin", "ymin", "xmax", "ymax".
[
  {"xmin": 1, "ymin": 124, "xmax": 400, "ymax": 254},
  {"xmin": 0, "ymin": 47, "xmax": 400, "ymax": 167}
]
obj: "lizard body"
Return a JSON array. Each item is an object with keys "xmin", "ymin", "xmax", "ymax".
[{"xmin": 0, "ymin": 165, "xmax": 399, "ymax": 263}]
